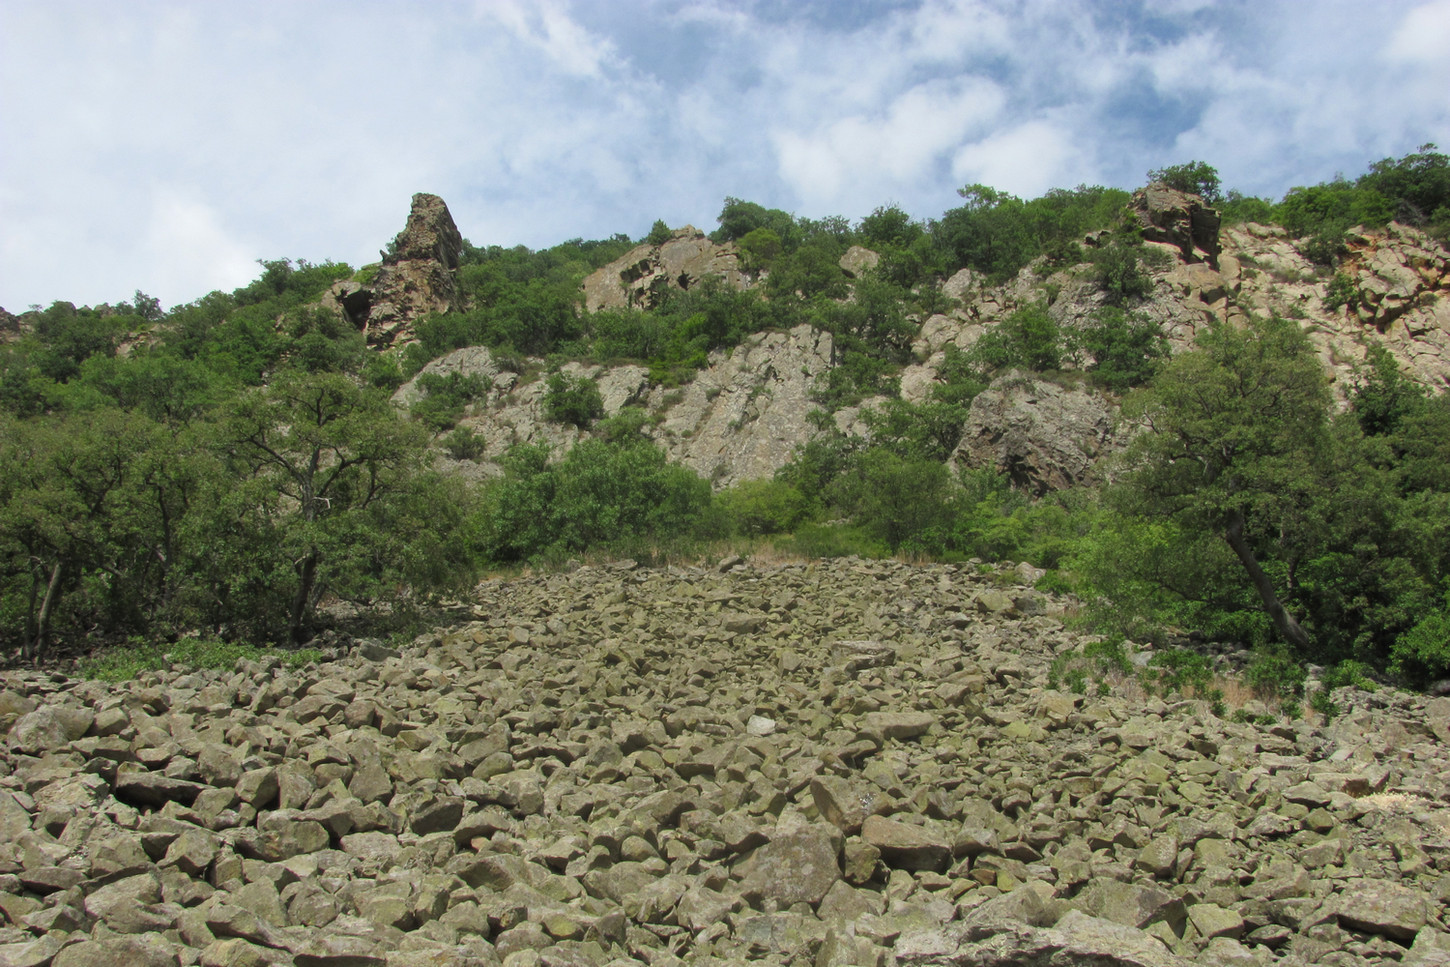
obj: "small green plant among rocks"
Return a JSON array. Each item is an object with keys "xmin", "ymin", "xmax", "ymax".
[{"xmin": 78, "ymin": 637, "xmax": 321, "ymax": 682}]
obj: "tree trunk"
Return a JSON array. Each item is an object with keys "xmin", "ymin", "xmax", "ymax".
[
  {"xmin": 1223, "ymin": 509, "xmax": 1312, "ymax": 650},
  {"xmin": 28, "ymin": 560, "xmax": 65, "ymax": 661},
  {"xmin": 290, "ymin": 547, "xmax": 319, "ymax": 644}
]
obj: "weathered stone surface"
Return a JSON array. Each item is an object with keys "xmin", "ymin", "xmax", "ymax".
[
  {"xmin": 1131, "ymin": 183, "xmax": 1222, "ymax": 267},
  {"xmin": 954, "ymin": 372, "xmax": 1118, "ymax": 494},
  {"xmin": 582, "ymin": 227, "xmax": 747, "ymax": 313},
  {"xmin": 738, "ymin": 823, "xmax": 841, "ymax": 906},
  {"xmin": 861, "ymin": 814, "xmax": 951, "ymax": 872},
  {"xmin": 330, "ymin": 193, "xmax": 463, "ymax": 347},
  {"xmin": 2, "ymin": 556, "xmax": 1448, "ymax": 967},
  {"xmin": 1334, "ymin": 877, "xmax": 1429, "ymax": 942}
]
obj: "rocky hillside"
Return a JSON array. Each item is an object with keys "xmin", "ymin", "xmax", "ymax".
[
  {"xmin": 3, "ymin": 558, "xmax": 1448, "ymax": 966},
  {"xmin": 383, "ymin": 189, "xmax": 1449, "ymax": 493}
]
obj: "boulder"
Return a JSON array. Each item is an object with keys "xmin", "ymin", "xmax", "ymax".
[
  {"xmin": 954, "ymin": 372, "xmax": 1117, "ymax": 494},
  {"xmin": 582, "ymin": 226, "xmax": 747, "ymax": 312},
  {"xmin": 1131, "ymin": 184, "xmax": 1222, "ymax": 267}
]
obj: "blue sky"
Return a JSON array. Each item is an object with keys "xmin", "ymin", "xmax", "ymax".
[{"xmin": 2, "ymin": 0, "xmax": 1447, "ymax": 311}]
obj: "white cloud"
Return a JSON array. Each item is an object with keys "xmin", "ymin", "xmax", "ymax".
[
  {"xmin": 1386, "ymin": 0, "xmax": 1450, "ymax": 62},
  {"xmin": 480, "ymin": 0, "xmax": 617, "ymax": 78},
  {"xmin": 952, "ymin": 119, "xmax": 1081, "ymax": 199},
  {"xmin": 142, "ymin": 191, "xmax": 259, "ymax": 305},
  {"xmin": 2, "ymin": 0, "xmax": 1449, "ymax": 308}
]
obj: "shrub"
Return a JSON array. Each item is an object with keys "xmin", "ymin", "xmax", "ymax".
[
  {"xmin": 412, "ymin": 370, "xmax": 491, "ymax": 430},
  {"xmin": 1244, "ymin": 648, "xmax": 1307, "ymax": 701},
  {"xmin": 1390, "ymin": 587, "xmax": 1450, "ymax": 686},
  {"xmin": 542, "ymin": 372, "xmax": 604, "ymax": 428},
  {"xmin": 717, "ymin": 479, "xmax": 810, "ymax": 536},
  {"xmin": 442, "ymin": 426, "xmax": 486, "ymax": 461},
  {"xmin": 1079, "ymin": 307, "xmax": 1168, "ymax": 391}
]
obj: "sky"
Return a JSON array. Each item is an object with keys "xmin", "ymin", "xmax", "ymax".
[{"xmin": 1, "ymin": 0, "xmax": 1448, "ymax": 312}]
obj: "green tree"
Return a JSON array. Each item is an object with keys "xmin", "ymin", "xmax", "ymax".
[
  {"xmin": 1117, "ymin": 316, "xmax": 1332, "ymax": 649},
  {"xmin": 542, "ymin": 372, "xmax": 605, "ymax": 429},
  {"xmin": 1147, "ymin": 161, "xmax": 1222, "ymax": 203},
  {"xmin": 221, "ymin": 372, "xmax": 431, "ymax": 642}
]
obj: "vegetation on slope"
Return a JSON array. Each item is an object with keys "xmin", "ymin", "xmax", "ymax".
[{"xmin": 2, "ymin": 149, "xmax": 1448, "ymax": 689}]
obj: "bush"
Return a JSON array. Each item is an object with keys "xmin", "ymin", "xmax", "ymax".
[
  {"xmin": 542, "ymin": 372, "xmax": 604, "ymax": 428},
  {"xmin": 966, "ymin": 303, "xmax": 1063, "ymax": 374},
  {"xmin": 1390, "ymin": 586, "xmax": 1450, "ymax": 685},
  {"xmin": 442, "ymin": 426, "xmax": 486, "ymax": 461},
  {"xmin": 716, "ymin": 479, "xmax": 809, "ymax": 536},
  {"xmin": 1091, "ymin": 241, "xmax": 1156, "ymax": 306},
  {"xmin": 1244, "ymin": 648, "xmax": 1307, "ymax": 701},
  {"xmin": 1147, "ymin": 161, "xmax": 1222, "ymax": 203},
  {"xmin": 1079, "ymin": 307, "xmax": 1167, "ymax": 391},
  {"xmin": 412, "ymin": 370, "xmax": 491, "ymax": 430}
]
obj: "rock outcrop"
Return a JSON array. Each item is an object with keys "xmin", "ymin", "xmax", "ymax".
[
  {"xmin": 954, "ymin": 373, "xmax": 1119, "ymax": 494},
  {"xmin": 324, "ymin": 193, "xmax": 464, "ymax": 347},
  {"xmin": 1131, "ymin": 185, "xmax": 1222, "ymax": 268},
  {"xmin": 582, "ymin": 227, "xmax": 748, "ymax": 313},
  {"xmin": 3, "ymin": 557, "xmax": 1448, "ymax": 966}
]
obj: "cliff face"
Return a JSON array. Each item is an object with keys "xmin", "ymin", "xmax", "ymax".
[
  {"xmin": 581, "ymin": 227, "xmax": 750, "ymax": 313},
  {"xmin": 323, "ymin": 193, "xmax": 464, "ymax": 347},
  {"xmin": 390, "ymin": 191, "xmax": 1448, "ymax": 492}
]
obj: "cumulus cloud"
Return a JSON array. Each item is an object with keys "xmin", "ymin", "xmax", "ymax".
[{"xmin": 1, "ymin": 0, "xmax": 1447, "ymax": 309}]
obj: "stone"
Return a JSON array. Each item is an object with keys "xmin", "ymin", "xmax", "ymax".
[
  {"xmin": 582, "ymin": 227, "xmax": 746, "ymax": 313},
  {"xmin": 1187, "ymin": 902, "xmax": 1245, "ymax": 941},
  {"xmin": 738, "ymin": 824, "xmax": 841, "ymax": 906},
  {"xmin": 1334, "ymin": 877, "xmax": 1429, "ymax": 943},
  {"xmin": 1073, "ymin": 878, "xmax": 1187, "ymax": 935},
  {"xmin": 954, "ymin": 372, "xmax": 1118, "ymax": 495},
  {"xmin": 861, "ymin": 815, "xmax": 951, "ymax": 872}
]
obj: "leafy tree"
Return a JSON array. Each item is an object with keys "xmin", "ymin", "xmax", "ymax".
[
  {"xmin": 1078, "ymin": 307, "xmax": 1168, "ymax": 391},
  {"xmin": 645, "ymin": 220, "xmax": 672, "ymax": 245},
  {"xmin": 711, "ymin": 197, "xmax": 797, "ymax": 246},
  {"xmin": 1357, "ymin": 143, "xmax": 1450, "ymax": 229},
  {"xmin": 738, "ymin": 228, "xmax": 783, "ymax": 271},
  {"xmin": 221, "ymin": 371, "xmax": 431, "ymax": 641},
  {"xmin": 1117, "ymin": 316, "xmax": 1332, "ymax": 649},
  {"xmin": 541, "ymin": 372, "xmax": 604, "ymax": 429},
  {"xmin": 966, "ymin": 303, "xmax": 1063, "ymax": 374},
  {"xmin": 1147, "ymin": 161, "xmax": 1222, "ymax": 203}
]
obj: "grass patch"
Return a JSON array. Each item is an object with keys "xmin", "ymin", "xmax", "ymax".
[{"xmin": 77, "ymin": 637, "xmax": 322, "ymax": 682}]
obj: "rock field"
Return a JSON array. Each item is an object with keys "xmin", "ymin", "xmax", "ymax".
[{"xmin": 2, "ymin": 557, "xmax": 1449, "ymax": 967}]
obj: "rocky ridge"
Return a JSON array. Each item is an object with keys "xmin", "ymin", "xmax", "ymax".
[
  {"xmin": 3, "ymin": 558, "xmax": 1449, "ymax": 966},
  {"xmin": 323, "ymin": 194, "xmax": 465, "ymax": 348},
  {"xmin": 403, "ymin": 190, "xmax": 1447, "ymax": 494}
]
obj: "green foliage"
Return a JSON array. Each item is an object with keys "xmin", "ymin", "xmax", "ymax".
[
  {"xmin": 716, "ymin": 479, "xmax": 810, "ymax": 536},
  {"xmin": 1147, "ymin": 161, "xmax": 1222, "ymax": 203},
  {"xmin": 1078, "ymin": 307, "xmax": 1168, "ymax": 391},
  {"xmin": 738, "ymin": 228, "xmax": 783, "ymax": 272},
  {"xmin": 1323, "ymin": 272, "xmax": 1360, "ymax": 312},
  {"xmin": 442, "ymin": 426, "xmax": 486, "ymax": 462},
  {"xmin": 481, "ymin": 440, "xmax": 712, "ymax": 562},
  {"xmin": 1274, "ymin": 180, "xmax": 1395, "ymax": 240},
  {"xmin": 412, "ymin": 370, "xmax": 492, "ymax": 430},
  {"xmin": 645, "ymin": 220, "xmax": 672, "ymax": 245},
  {"xmin": 78, "ymin": 637, "xmax": 321, "ymax": 682},
  {"xmin": 712, "ymin": 197, "xmax": 798, "ymax": 246},
  {"xmin": 1219, "ymin": 190, "xmax": 1276, "ymax": 225},
  {"xmin": 1350, "ymin": 344, "xmax": 1427, "ymax": 436},
  {"xmin": 1322, "ymin": 660, "xmax": 1377, "ymax": 691},
  {"xmin": 862, "ymin": 398, "xmax": 970, "ymax": 463},
  {"xmin": 1390, "ymin": 584, "xmax": 1450, "ymax": 685},
  {"xmin": 1357, "ymin": 143, "xmax": 1450, "ymax": 229},
  {"xmin": 541, "ymin": 372, "xmax": 604, "ymax": 429},
  {"xmin": 965, "ymin": 303, "xmax": 1063, "ymax": 375},
  {"xmin": 1048, "ymin": 639, "xmax": 1131, "ymax": 694},
  {"xmin": 1145, "ymin": 647, "xmax": 1215, "ymax": 696},
  {"xmin": 1090, "ymin": 240, "xmax": 1160, "ymax": 306},
  {"xmin": 935, "ymin": 184, "xmax": 1129, "ymax": 283},
  {"xmin": 1243, "ymin": 647, "xmax": 1307, "ymax": 700}
]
